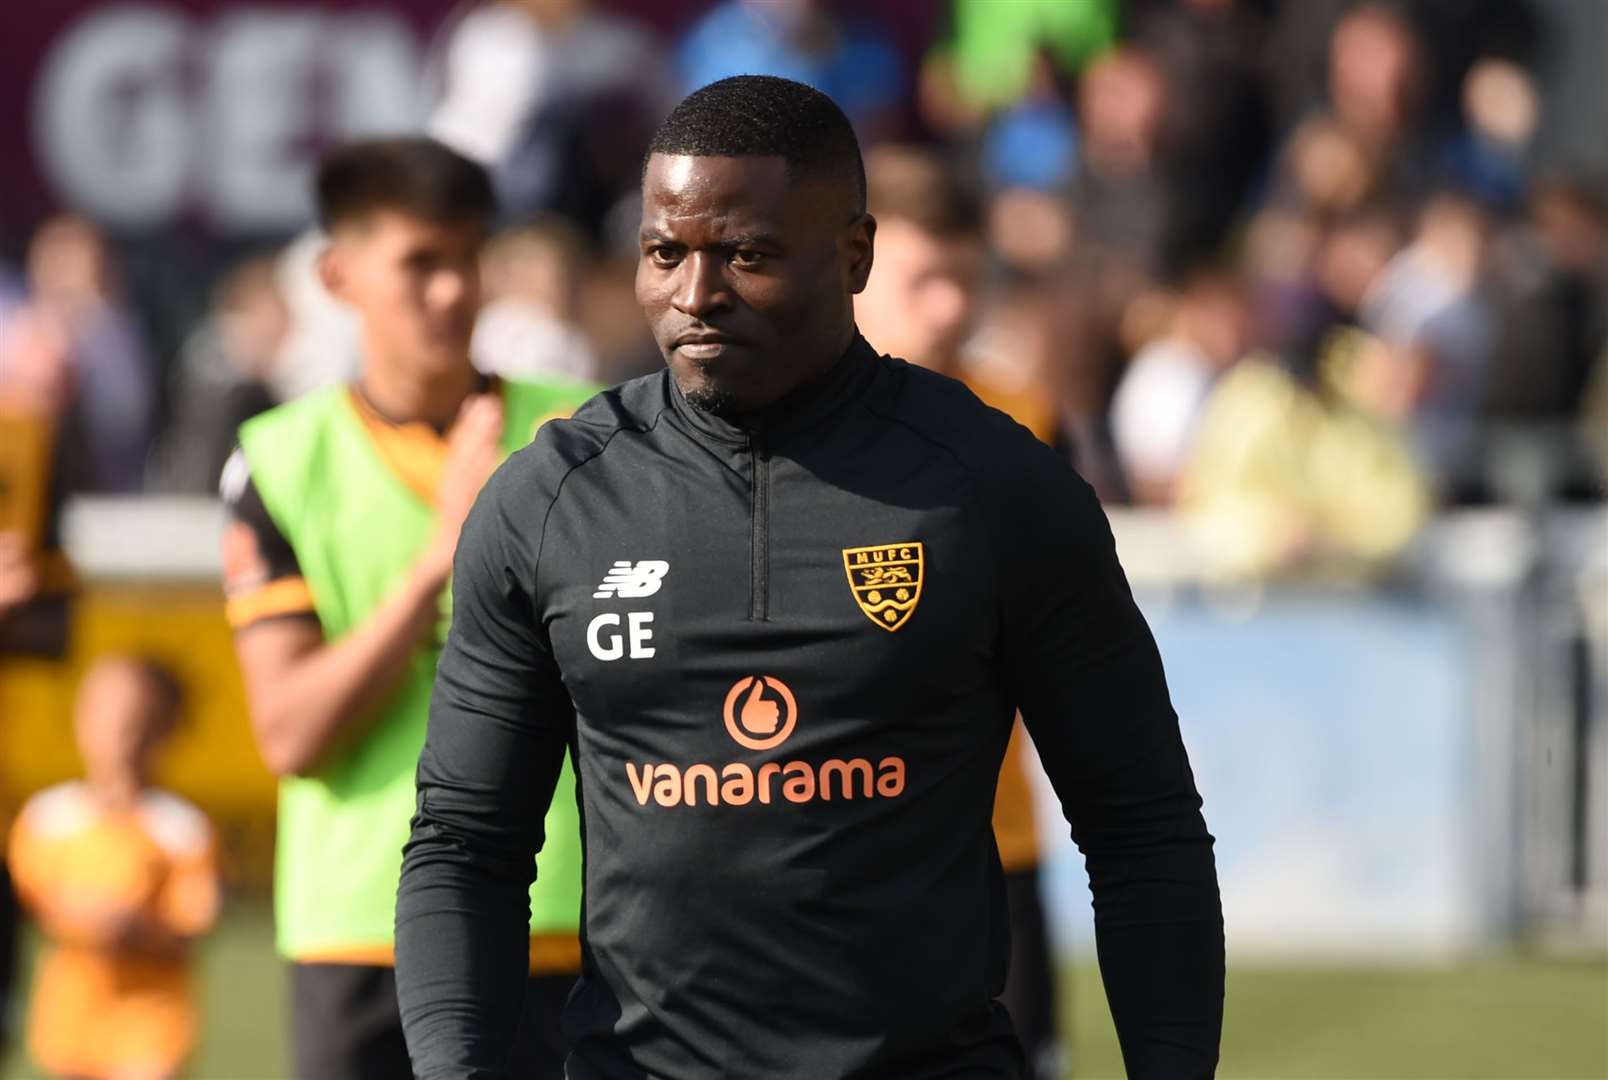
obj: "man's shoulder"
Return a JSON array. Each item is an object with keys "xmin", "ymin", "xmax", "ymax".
[
  {"xmin": 493, "ymin": 371, "xmax": 668, "ymax": 497},
  {"xmin": 871, "ymin": 356, "xmax": 1105, "ymax": 540},
  {"xmin": 872, "ymin": 357, "xmax": 1060, "ymax": 480}
]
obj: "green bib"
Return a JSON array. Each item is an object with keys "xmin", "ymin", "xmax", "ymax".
[{"xmin": 240, "ymin": 378, "xmax": 594, "ymax": 959}]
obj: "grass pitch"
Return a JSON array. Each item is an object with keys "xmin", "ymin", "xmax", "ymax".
[{"xmin": 3, "ymin": 901, "xmax": 1603, "ymax": 1078}]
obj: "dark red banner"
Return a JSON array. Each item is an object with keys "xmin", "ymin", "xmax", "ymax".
[
  {"xmin": 0, "ymin": 1, "xmax": 469, "ymax": 245},
  {"xmin": 0, "ymin": 0, "xmax": 937, "ymax": 251}
]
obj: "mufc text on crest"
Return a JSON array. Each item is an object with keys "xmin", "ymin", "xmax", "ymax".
[{"xmin": 842, "ymin": 542, "xmax": 923, "ymax": 632}]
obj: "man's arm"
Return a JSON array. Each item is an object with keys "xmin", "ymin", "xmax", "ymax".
[
  {"xmin": 997, "ymin": 451, "xmax": 1224, "ymax": 1079},
  {"xmin": 225, "ymin": 395, "xmax": 505, "ymax": 776},
  {"xmin": 230, "ymin": 564, "xmax": 450, "ymax": 777},
  {"xmin": 395, "ymin": 459, "xmax": 572, "ymax": 1079}
]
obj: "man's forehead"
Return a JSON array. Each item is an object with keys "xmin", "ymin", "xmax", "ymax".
[{"xmin": 641, "ymin": 153, "xmax": 838, "ymax": 231}]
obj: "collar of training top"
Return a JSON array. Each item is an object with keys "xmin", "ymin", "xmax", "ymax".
[{"xmin": 666, "ymin": 334, "xmax": 881, "ymax": 449}]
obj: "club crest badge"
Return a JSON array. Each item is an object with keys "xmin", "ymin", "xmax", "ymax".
[{"xmin": 842, "ymin": 542, "xmax": 923, "ymax": 632}]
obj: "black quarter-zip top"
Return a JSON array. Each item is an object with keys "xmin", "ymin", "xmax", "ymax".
[
  {"xmin": 398, "ymin": 335, "xmax": 1225, "ymax": 1080},
  {"xmin": 749, "ymin": 430, "xmax": 771, "ymax": 621}
]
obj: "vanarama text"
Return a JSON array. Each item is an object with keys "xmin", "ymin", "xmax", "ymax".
[{"xmin": 626, "ymin": 757, "xmax": 907, "ymax": 807}]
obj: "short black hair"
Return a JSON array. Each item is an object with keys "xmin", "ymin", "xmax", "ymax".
[
  {"xmin": 646, "ymin": 75, "xmax": 866, "ymax": 213},
  {"xmin": 315, "ymin": 136, "xmax": 496, "ymax": 232}
]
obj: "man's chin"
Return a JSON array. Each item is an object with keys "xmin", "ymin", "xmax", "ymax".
[
  {"xmin": 683, "ymin": 384, "xmax": 741, "ymax": 418},
  {"xmin": 665, "ymin": 366, "xmax": 739, "ymax": 421}
]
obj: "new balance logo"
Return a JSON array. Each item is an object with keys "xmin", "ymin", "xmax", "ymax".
[{"xmin": 593, "ymin": 560, "xmax": 669, "ymax": 599}]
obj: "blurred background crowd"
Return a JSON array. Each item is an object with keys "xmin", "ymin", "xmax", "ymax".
[
  {"xmin": 0, "ymin": 0, "xmax": 1604, "ymax": 1076},
  {"xmin": 2, "ymin": 0, "xmax": 1606, "ymax": 540},
  {"xmin": 3, "ymin": 0, "xmax": 1605, "ymax": 543}
]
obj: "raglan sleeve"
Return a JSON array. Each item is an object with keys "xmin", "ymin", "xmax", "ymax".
[
  {"xmin": 218, "ymin": 448, "xmax": 318, "ymax": 631},
  {"xmin": 395, "ymin": 453, "xmax": 575, "ymax": 1079},
  {"xmin": 994, "ymin": 444, "xmax": 1225, "ymax": 1078}
]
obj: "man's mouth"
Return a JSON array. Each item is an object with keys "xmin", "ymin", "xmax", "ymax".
[{"xmin": 673, "ymin": 331, "xmax": 744, "ymax": 360}]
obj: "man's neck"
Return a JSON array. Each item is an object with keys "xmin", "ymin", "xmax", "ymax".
[
  {"xmin": 358, "ymin": 351, "xmax": 478, "ymax": 431},
  {"xmin": 741, "ymin": 330, "xmax": 860, "ymax": 417}
]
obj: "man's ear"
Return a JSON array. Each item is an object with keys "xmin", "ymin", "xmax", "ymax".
[
  {"xmin": 845, "ymin": 213, "xmax": 876, "ymax": 295},
  {"xmin": 316, "ymin": 242, "xmax": 348, "ymax": 302}
]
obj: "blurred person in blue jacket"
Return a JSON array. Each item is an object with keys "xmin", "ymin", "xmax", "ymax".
[{"xmin": 677, "ymin": 0, "xmax": 905, "ymax": 142}]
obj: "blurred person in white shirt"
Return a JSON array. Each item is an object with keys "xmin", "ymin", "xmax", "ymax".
[
  {"xmin": 471, "ymin": 219, "xmax": 598, "ymax": 384},
  {"xmin": 1358, "ymin": 192, "xmax": 1493, "ymax": 483},
  {"xmin": 427, "ymin": 0, "xmax": 671, "ymax": 232},
  {"xmin": 1111, "ymin": 267, "xmax": 1249, "ymax": 505}
]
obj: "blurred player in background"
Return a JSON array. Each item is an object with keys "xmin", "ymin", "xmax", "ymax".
[
  {"xmin": 7, "ymin": 656, "xmax": 219, "ymax": 1080},
  {"xmin": 1, "ymin": 298, "xmax": 85, "ymax": 1049},
  {"xmin": 221, "ymin": 138, "xmax": 594, "ymax": 1079},
  {"xmin": 854, "ymin": 143, "xmax": 1064, "ymax": 1080}
]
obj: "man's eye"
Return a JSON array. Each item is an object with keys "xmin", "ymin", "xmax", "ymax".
[
  {"xmin": 730, "ymin": 250, "xmax": 765, "ymax": 269},
  {"xmin": 649, "ymin": 247, "xmax": 681, "ymax": 267}
]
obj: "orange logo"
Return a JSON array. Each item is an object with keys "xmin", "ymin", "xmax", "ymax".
[
  {"xmin": 622, "ymin": 674, "xmax": 905, "ymax": 808},
  {"xmin": 722, "ymin": 675, "xmax": 797, "ymax": 751}
]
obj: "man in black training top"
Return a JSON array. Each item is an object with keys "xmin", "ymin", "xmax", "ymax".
[{"xmin": 396, "ymin": 75, "xmax": 1225, "ymax": 1080}]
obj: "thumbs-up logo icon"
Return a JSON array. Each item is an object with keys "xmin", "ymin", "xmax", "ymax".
[{"xmin": 722, "ymin": 675, "xmax": 798, "ymax": 751}]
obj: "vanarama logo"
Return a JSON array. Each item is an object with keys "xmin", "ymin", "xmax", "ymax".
[{"xmin": 624, "ymin": 675, "xmax": 907, "ymax": 808}]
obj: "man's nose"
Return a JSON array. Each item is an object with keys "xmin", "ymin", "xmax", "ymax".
[{"xmin": 671, "ymin": 252, "xmax": 730, "ymax": 319}]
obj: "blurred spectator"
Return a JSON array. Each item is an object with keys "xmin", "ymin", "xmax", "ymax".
[
  {"xmin": 0, "ymin": 309, "xmax": 77, "ymax": 437},
  {"xmin": 1266, "ymin": 0, "xmax": 1540, "ymax": 142},
  {"xmin": 978, "ymin": 56, "xmax": 1079, "ymax": 196},
  {"xmin": 1582, "ymin": 340, "xmax": 1608, "ymax": 485},
  {"xmin": 7, "ymin": 656, "xmax": 220, "ymax": 1080},
  {"xmin": 1443, "ymin": 58, "xmax": 1541, "ymax": 212},
  {"xmin": 1262, "ymin": 0, "xmax": 1355, "ymax": 134},
  {"xmin": 575, "ymin": 251, "xmax": 663, "ymax": 386},
  {"xmin": 920, "ymin": 0, "xmax": 1117, "ymax": 132},
  {"xmin": 0, "ymin": 307, "xmax": 82, "ymax": 658},
  {"xmin": 678, "ymin": 0, "xmax": 905, "ymax": 142},
  {"xmin": 1272, "ymin": 4, "xmax": 1436, "ymax": 218},
  {"xmin": 858, "ymin": 144, "xmax": 1059, "ymax": 439},
  {"xmin": 1069, "ymin": 45, "xmax": 1172, "ymax": 278},
  {"xmin": 1275, "ymin": 118, "xmax": 1378, "ymax": 221},
  {"xmin": 1244, "ymin": 205, "xmax": 1402, "ymax": 380},
  {"xmin": 1179, "ymin": 343, "xmax": 1431, "ymax": 577},
  {"xmin": 0, "ymin": 0, "xmax": 1594, "ymax": 535},
  {"xmin": 987, "ymin": 186, "xmax": 1077, "ymax": 280},
  {"xmin": 472, "ymin": 218, "xmax": 599, "ymax": 383},
  {"xmin": 270, "ymin": 231, "xmax": 361, "ymax": 400},
  {"xmin": 1112, "ymin": 267, "xmax": 1250, "ymax": 504},
  {"xmin": 429, "ymin": 0, "xmax": 670, "ymax": 234},
  {"xmin": 11, "ymin": 216, "xmax": 154, "ymax": 493},
  {"xmin": 1482, "ymin": 177, "xmax": 1607, "ymax": 423},
  {"xmin": 1132, "ymin": 0, "xmax": 1274, "ymax": 267},
  {"xmin": 149, "ymin": 257, "xmax": 289, "ymax": 494},
  {"xmin": 1358, "ymin": 192, "xmax": 1494, "ymax": 483}
]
